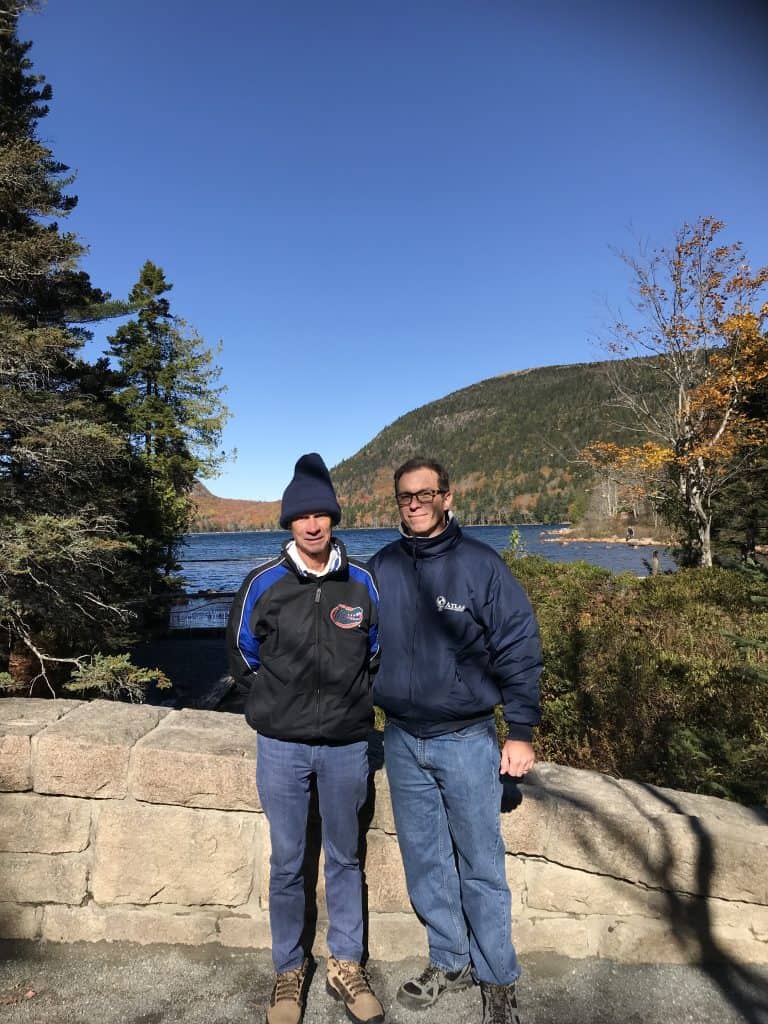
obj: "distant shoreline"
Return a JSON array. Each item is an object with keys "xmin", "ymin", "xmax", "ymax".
[
  {"xmin": 184, "ymin": 522, "xmax": 553, "ymax": 537},
  {"xmin": 184, "ymin": 523, "xmax": 672, "ymax": 549},
  {"xmin": 540, "ymin": 527, "xmax": 669, "ymax": 548}
]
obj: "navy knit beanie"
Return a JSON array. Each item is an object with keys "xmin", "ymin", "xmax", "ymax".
[{"xmin": 279, "ymin": 453, "xmax": 341, "ymax": 529}]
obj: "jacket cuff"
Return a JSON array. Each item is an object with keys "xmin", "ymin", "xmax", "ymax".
[{"xmin": 505, "ymin": 722, "xmax": 533, "ymax": 743}]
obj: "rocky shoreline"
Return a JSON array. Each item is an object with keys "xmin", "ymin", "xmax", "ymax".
[{"xmin": 540, "ymin": 527, "xmax": 668, "ymax": 547}]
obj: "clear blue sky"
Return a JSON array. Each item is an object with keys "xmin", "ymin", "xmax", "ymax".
[{"xmin": 21, "ymin": 0, "xmax": 768, "ymax": 499}]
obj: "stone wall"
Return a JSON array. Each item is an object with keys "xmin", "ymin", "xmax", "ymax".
[{"xmin": 1, "ymin": 698, "xmax": 766, "ymax": 965}]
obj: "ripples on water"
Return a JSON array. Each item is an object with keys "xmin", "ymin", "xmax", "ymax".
[{"xmin": 178, "ymin": 525, "xmax": 675, "ymax": 593}]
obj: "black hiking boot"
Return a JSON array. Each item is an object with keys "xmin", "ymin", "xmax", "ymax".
[
  {"xmin": 480, "ymin": 982, "xmax": 521, "ymax": 1024},
  {"xmin": 396, "ymin": 961, "xmax": 473, "ymax": 1009}
]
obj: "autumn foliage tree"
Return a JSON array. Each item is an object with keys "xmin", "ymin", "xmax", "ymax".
[
  {"xmin": 579, "ymin": 440, "xmax": 668, "ymax": 525},
  {"xmin": 590, "ymin": 217, "xmax": 768, "ymax": 567}
]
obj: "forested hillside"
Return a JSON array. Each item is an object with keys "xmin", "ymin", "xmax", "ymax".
[
  {"xmin": 192, "ymin": 358, "xmax": 654, "ymax": 530},
  {"xmin": 190, "ymin": 483, "xmax": 282, "ymax": 532},
  {"xmin": 332, "ymin": 359, "xmax": 650, "ymax": 526}
]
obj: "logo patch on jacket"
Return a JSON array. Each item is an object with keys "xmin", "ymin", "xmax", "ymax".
[
  {"xmin": 330, "ymin": 604, "xmax": 364, "ymax": 629},
  {"xmin": 436, "ymin": 595, "xmax": 466, "ymax": 613}
]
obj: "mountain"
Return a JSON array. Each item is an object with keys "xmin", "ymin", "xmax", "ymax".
[
  {"xmin": 332, "ymin": 359, "xmax": 646, "ymax": 526},
  {"xmin": 190, "ymin": 358, "xmax": 647, "ymax": 531},
  {"xmin": 190, "ymin": 481, "xmax": 282, "ymax": 532}
]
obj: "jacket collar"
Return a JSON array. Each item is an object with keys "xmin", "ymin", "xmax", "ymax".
[
  {"xmin": 282, "ymin": 537, "xmax": 348, "ymax": 578},
  {"xmin": 398, "ymin": 512, "xmax": 461, "ymax": 559}
]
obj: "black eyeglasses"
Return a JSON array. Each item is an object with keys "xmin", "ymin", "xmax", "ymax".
[{"xmin": 395, "ymin": 489, "xmax": 447, "ymax": 507}]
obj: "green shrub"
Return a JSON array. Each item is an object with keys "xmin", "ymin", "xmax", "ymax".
[
  {"xmin": 507, "ymin": 556, "xmax": 768, "ymax": 804},
  {"xmin": 64, "ymin": 654, "xmax": 171, "ymax": 703}
]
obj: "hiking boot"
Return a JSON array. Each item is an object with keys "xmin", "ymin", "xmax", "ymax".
[
  {"xmin": 395, "ymin": 961, "xmax": 473, "ymax": 1009},
  {"xmin": 266, "ymin": 959, "xmax": 309, "ymax": 1024},
  {"xmin": 480, "ymin": 982, "xmax": 521, "ymax": 1024},
  {"xmin": 326, "ymin": 957, "xmax": 384, "ymax": 1024}
]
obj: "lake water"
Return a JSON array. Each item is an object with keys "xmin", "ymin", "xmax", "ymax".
[{"xmin": 178, "ymin": 524, "xmax": 675, "ymax": 593}]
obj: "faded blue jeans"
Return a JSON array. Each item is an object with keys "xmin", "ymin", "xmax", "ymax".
[
  {"xmin": 256, "ymin": 734, "xmax": 369, "ymax": 973},
  {"xmin": 383, "ymin": 719, "xmax": 520, "ymax": 985}
]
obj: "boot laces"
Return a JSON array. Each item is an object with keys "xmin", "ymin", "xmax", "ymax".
[
  {"xmin": 335, "ymin": 960, "xmax": 374, "ymax": 997},
  {"xmin": 414, "ymin": 963, "xmax": 442, "ymax": 987},
  {"xmin": 484, "ymin": 984, "xmax": 520, "ymax": 1024},
  {"xmin": 273, "ymin": 964, "xmax": 305, "ymax": 1003}
]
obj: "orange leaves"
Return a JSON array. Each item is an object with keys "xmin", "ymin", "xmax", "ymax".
[
  {"xmin": 613, "ymin": 218, "xmax": 765, "ymax": 361},
  {"xmin": 689, "ymin": 322, "xmax": 768, "ymax": 430},
  {"xmin": 584, "ymin": 410, "xmax": 767, "ymax": 486},
  {"xmin": 637, "ymin": 442, "xmax": 675, "ymax": 470},
  {"xmin": 600, "ymin": 217, "xmax": 768, "ymax": 564},
  {"xmin": 724, "ymin": 264, "xmax": 768, "ymax": 296},
  {"xmin": 580, "ymin": 440, "xmax": 672, "ymax": 474},
  {"xmin": 721, "ymin": 311, "xmax": 766, "ymax": 343},
  {"xmin": 579, "ymin": 441, "xmax": 624, "ymax": 469}
]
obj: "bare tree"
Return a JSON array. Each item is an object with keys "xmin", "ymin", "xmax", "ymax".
[{"xmin": 596, "ymin": 217, "xmax": 768, "ymax": 567}]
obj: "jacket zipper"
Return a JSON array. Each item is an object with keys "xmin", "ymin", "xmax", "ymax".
[
  {"xmin": 409, "ymin": 556, "xmax": 421, "ymax": 702},
  {"xmin": 314, "ymin": 584, "xmax": 322, "ymax": 727}
]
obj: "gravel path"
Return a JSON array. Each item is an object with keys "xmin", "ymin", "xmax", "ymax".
[{"xmin": 1, "ymin": 942, "xmax": 767, "ymax": 1024}]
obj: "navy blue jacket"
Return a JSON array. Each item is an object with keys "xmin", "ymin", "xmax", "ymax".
[
  {"xmin": 368, "ymin": 517, "xmax": 542, "ymax": 740},
  {"xmin": 226, "ymin": 539, "xmax": 379, "ymax": 743}
]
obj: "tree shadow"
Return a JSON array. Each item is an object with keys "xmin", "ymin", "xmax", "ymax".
[
  {"xmin": 507, "ymin": 772, "xmax": 768, "ymax": 1023},
  {"xmin": 281, "ymin": 730, "xmax": 768, "ymax": 1023}
]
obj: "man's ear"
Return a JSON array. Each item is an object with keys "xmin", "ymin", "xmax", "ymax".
[{"xmin": 443, "ymin": 490, "xmax": 453, "ymax": 511}]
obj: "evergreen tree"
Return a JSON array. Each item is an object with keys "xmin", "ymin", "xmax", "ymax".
[
  {"xmin": 0, "ymin": 3, "xmax": 110, "ymax": 325},
  {"xmin": 711, "ymin": 349, "xmax": 768, "ymax": 562},
  {"xmin": 107, "ymin": 261, "xmax": 230, "ymax": 585},
  {"xmin": 0, "ymin": 4, "xmax": 137, "ymax": 692}
]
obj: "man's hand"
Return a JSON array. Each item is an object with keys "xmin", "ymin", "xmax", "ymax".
[{"xmin": 500, "ymin": 739, "xmax": 535, "ymax": 777}]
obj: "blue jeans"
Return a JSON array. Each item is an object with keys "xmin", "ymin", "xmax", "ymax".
[
  {"xmin": 256, "ymin": 735, "xmax": 369, "ymax": 973},
  {"xmin": 383, "ymin": 720, "xmax": 520, "ymax": 985}
]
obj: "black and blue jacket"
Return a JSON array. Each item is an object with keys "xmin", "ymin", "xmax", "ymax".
[
  {"xmin": 226, "ymin": 539, "xmax": 380, "ymax": 743},
  {"xmin": 368, "ymin": 516, "xmax": 542, "ymax": 740}
]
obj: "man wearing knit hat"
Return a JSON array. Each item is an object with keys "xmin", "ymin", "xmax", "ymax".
[{"xmin": 227, "ymin": 454, "xmax": 383, "ymax": 1024}]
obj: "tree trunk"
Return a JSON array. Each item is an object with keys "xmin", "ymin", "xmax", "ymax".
[
  {"xmin": 8, "ymin": 643, "xmax": 37, "ymax": 688},
  {"xmin": 699, "ymin": 517, "xmax": 713, "ymax": 568},
  {"xmin": 688, "ymin": 473, "xmax": 713, "ymax": 568}
]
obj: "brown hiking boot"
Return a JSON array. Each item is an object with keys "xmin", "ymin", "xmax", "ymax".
[
  {"xmin": 326, "ymin": 957, "xmax": 385, "ymax": 1024},
  {"xmin": 266, "ymin": 959, "xmax": 309, "ymax": 1024}
]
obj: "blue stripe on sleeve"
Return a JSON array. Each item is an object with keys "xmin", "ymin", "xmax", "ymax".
[
  {"xmin": 235, "ymin": 561, "xmax": 290, "ymax": 673},
  {"xmin": 349, "ymin": 563, "xmax": 380, "ymax": 603},
  {"xmin": 349, "ymin": 563, "xmax": 380, "ymax": 656}
]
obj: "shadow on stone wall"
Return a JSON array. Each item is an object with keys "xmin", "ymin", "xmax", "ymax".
[
  {"xmin": 288, "ymin": 731, "xmax": 768, "ymax": 1024},
  {"xmin": 515, "ymin": 774, "xmax": 768, "ymax": 1023}
]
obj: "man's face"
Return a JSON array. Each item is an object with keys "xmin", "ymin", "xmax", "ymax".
[
  {"xmin": 396, "ymin": 468, "xmax": 452, "ymax": 538},
  {"xmin": 290, "ymin": 513, "xmax": 333, "ymax": 568}
]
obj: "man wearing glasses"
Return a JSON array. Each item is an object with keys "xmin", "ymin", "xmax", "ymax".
[{"xmin": 368, "ymin": 459, "xmax": 542, "ymax": 1024}]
